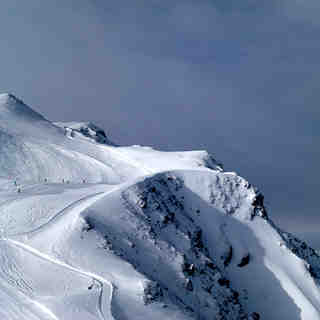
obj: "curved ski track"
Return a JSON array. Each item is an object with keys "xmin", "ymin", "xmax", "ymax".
[{"xmin": 0, "ymin": 187, "xmax": 119, "ymax": 320}]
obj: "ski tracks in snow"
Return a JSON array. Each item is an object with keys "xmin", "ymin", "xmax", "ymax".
[
  {"xmin": 2, "ymin": 238, "xmax": 115, "ymax": 320},
  {"xmin": 14, "ymin": 190, "xmax": 110, "ymax": 237},
  {"xmin": 0, "ymin": 187, "xmax": 120, "ymax": 320}
]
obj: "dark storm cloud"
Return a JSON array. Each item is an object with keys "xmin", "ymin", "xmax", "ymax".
[{"xmin": 0, "ymin": 1, "xmax": 319, "ymax": 235}]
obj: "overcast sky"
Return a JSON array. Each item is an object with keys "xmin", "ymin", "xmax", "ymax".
[{"xmin": 0, "ymin": 1, "xmax": 319, "ymax": 242}]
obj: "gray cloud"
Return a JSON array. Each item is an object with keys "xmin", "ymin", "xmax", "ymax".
[{"xmin": 281, "ymin": 0, "xmax": 320, "ymax": 24}]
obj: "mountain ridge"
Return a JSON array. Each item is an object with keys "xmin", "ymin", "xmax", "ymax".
[
  {"xmin": 0, "ymin": 94, "xmax": 319, "ymax": 320},
  {"xmin": 0, "ymin": 93, "xmax": 46, "ymax": 121}
]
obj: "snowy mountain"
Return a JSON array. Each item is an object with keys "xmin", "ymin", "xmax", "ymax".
[{"xmin": 0, "ymin": 93, "xmax": 319, "ymax": 320}]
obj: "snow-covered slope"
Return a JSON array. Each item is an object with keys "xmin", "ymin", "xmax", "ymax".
[
  {"xmin": 0, "ymin": 93, "xmax": 220, "ymax": 186},
  {"xmin": 0, "ymin": 93, "xmax": 319, "ymax": 320}
]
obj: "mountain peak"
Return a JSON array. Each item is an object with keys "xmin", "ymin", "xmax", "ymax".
[
  {"xmin": 0, "ymin": 92, "xmax": 20, "ymax": 103},
  {"xmin": 0, "ymin": 92, "xmax": 45, "ymax": 121}
]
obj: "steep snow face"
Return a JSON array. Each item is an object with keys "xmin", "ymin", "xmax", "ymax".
[
  {"xmin": 17, "ymin": 173, "xmax": 246, "ymax": 320},
  {"xmin": 0, "ymin": 94, "xmax": 320, "ymax": 320}
]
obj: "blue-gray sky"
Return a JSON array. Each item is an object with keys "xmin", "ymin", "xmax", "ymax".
[{"xmin": 0, "ymin": 1, "xmax": 319, "ymax": 242}]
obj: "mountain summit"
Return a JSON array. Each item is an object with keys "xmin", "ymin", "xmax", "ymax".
[
  {"xmin": 0, "ymin": 94, "xmax": 319, "ymax": 320},
  {"xmin": 0, "ymin": 93, "xmax": 45, "ymax": 121}
]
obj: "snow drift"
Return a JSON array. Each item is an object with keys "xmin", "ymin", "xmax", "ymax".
[{"xmin": 0, "ymin": 93, "xmax": 319, "ymax": 320}]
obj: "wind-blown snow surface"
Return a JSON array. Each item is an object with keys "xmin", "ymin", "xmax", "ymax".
[{"xmin": 0, "ymin": 93, "xmax": 320, "ymax": 320}]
